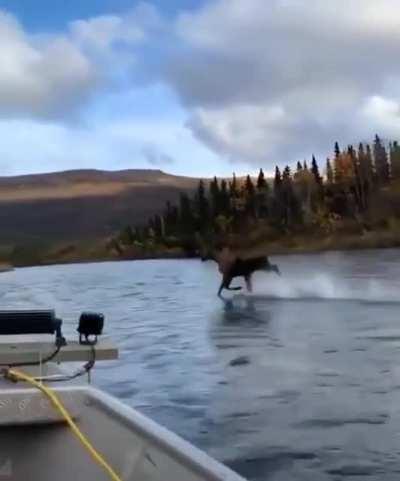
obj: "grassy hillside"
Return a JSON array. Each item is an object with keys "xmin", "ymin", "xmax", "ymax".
[{"xmin": 0, "ymin": 169, "xmax": 199, "ymax": 266}]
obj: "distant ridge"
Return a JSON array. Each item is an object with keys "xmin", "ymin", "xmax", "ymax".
[
  {"xmin": 0, "ymin": 168, "xmax": 196, "ymax": 190},
  {"xmin": 0, "ymin": 168, "xmax": 199, "ymax": 244}
]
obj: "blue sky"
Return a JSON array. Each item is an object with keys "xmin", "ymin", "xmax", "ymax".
[
  {"xmin": 1, "ymin": 0, "xmax": 202, "ymax": 31},
  {"xmin": 0, "ymin": 0, "xmax": 399, "ymax": 177}
]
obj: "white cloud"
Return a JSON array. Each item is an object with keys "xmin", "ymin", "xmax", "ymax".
[
  {"xmin": 0, "ymin": 3, "xmax": 160, "ymax": 119},
  {"xmin": 0, "ymin": 113, "xmax": 226, "ymax": 177},
  {"xmin": 363, "ymin": 96, "xmax": 400, "ymax": 125},
  {"xmin": 70, "ymin": 16, "xmax": 143, "ymax": 50},
  {"xmin": 0, "ymin": 11, "xmax": 95, "ymax": 118},
  {"xmin": 70, "ymin": 3, "xmax": 161, "ymax": 50},
  {"xmin": 2, "ymin": 0, "xmax": 400, "ymax": 173},
  {"xmin": 161, "ymin": 0, "xmax": 400, "ymax": 165},
  {"xmin": 188, "ymin": 104, "xmax": 289, "ymax": 161},
  {"xmin": 354, "ymin": 95, "xmax": 400, "ymax": 143}
]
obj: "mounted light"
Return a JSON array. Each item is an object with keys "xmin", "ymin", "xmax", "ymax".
[
  {"xmin": 0, "ymin": 310, "xmax": 65, "ymax": 346},
  {"xmin": 77, "ymin": 312, "xmax": 104, "ymax": 345}
]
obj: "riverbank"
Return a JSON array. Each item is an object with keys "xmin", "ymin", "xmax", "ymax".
[
  {"xmin": 241, "ymin": 228, "xmax": 400, "ymax": 258},
  {"xmin": 0, "ymin": 263, "xmax": 13, "ymax": 272},
  {"xmin": 4, "ymin": 226, "xmax": 400, "ymax": 268}
]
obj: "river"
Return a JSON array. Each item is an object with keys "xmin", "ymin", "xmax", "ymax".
[{"xmin": 2, "ymin": 249, "xmax": 400, "ymax": 480}]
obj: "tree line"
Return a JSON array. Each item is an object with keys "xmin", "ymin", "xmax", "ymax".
[{"xmin": 113, "ymin": 135, "xmax": 400, "ymax": 256}]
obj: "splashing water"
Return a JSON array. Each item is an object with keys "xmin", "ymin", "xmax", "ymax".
[{"xmin": 251, "ymin": 271, "xmax": 400, "ymax": 303}]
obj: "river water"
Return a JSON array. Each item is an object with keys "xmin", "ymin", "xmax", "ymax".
[{"xmin": 2, "ymin": 249, "xmax": 400, "ymax": 480}]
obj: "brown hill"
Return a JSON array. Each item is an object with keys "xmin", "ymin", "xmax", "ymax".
[{"xmin": 0, "ymin": 169, "xmax": 198, "ymax": 245}]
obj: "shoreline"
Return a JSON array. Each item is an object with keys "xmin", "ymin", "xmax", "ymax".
[
  {"xmin": 8, "ymin": 232, "xmax": 400, "ymax": 269},
  {"xmin": 0, "ymin": 264, "xmax": 14, "ymax": 272}
]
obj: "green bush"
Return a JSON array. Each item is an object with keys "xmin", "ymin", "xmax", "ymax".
[{"xmin": 10, "ymin": 244, "xmax": 44, "ymax": 266}]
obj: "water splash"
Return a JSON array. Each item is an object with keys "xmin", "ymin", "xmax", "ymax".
[{"xmin": 251, "ymin": 272, "xmax": 400, "ymax": 303}]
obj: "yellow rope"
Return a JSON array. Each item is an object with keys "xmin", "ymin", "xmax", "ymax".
[{"xmin": 7, "ymin": 368, "xmax": 123, "ymax": 481}]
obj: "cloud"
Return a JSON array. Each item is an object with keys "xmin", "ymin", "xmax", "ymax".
[
  {"xmin": 0, "ymin": 11, "xmax": 95, "ymax": 118},
  {"xmin": 3, "ymin": 0, "xmax": 400, "ymax": 173},
  {"xmin": 362, "ymin": 96, "xmax": 400, "ymax": 133},
  {"xmin": 157, "ymin": 0, "xmax": 400, "ymax": 165},
  {"xmin": 141, "ymin": 143, "xmax": 174, "ymax": 166},
  {"xmin": 0, "ymin": 109, "xmax": 227, "ymax": 178},
  {"xmin": 187, "ymin": 104, "xmax": 288, "ymax": 160},
  {"xmin": 70, "ymin": 3, "xmax": 161, "ymax": 47},
  {"xmin": 173, "ymin": 0, "xmax": 400, "ymax": 107},
  {"xmin": 0, "ymin": 3, "xmax": 160, "ymax": 119}
]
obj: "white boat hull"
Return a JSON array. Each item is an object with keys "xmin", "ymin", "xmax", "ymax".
[{"xmin": 0, "ymin": 384, "xmax": 246, "ymax": 481}]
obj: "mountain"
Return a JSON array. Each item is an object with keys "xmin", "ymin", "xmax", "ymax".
[{"xmin": 0, "ymin": 169, "xmax": 198, "ymax": 246}]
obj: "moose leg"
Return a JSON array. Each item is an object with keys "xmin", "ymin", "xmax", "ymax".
[
  {"xmin": 245, "ymin": 274, "xmax": 253, "ymax": 293},
  {"xmin": 218, "ymin": 275, "xmax": 242, "ymax": 296},
  {"xmin": 218, "ymin": 274, "xmax": 230, "ymax": 297},
  {"xmin": 218, "ymin": 279, "xmax": 225, "ymax": 297}
]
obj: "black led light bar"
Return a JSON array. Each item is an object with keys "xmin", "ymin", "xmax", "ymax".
[{"xmin": 0, "ymin": 310, "xmax": 65, "ymax": 345}]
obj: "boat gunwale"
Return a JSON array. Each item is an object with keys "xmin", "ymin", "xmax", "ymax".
[
  {"xmin": 0, "ymin": 384, "xmax": 245, "ymax": 480},
  {"xmin": 84, "ymin": 385, "xmax": 245, "ymax": 481}
]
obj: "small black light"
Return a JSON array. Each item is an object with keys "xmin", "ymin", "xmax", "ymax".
[{"xmin": 77, "ymin": 312, "xmax": 104, "ymax": 345}]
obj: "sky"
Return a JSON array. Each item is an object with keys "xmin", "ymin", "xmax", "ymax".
[{"xmin": 0, "ymin": 0, "xmax": 399, "ymax": 177}]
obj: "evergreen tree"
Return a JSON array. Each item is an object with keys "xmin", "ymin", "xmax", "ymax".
[
  {"xmin": 282, "ymin": 166, "xmax": 291, "ymax": 182},
  {"xmin": 119, "ymin": 226, "xmax": 135, "ymax": 245},
  {"xmin": 164, "ymin": 201, "xmax": 179, "ymax": 236},
  {"xmin": 151, "ymin": 215, "xmax": 163, "ymax": 238},
  {"xmin": 256, "ymin": 169, "xmax": 269, "ymax": 218},
  {"xmin": 274, "ymin": 166, "xmax": 282, "ymax": 193},
  {"xmin": 311, "ymin": 155, "xmax": 322, "ymax": 185},
  {"xmin": 195, "ymin": 180, "xmax": 209, "ymax": 232},
  {"xmin": 334, "ymin": 155, "xmax": 343, "ymax": 184},
  {"xmin": 357, "ymin": 143, "xmax": 373, "ymax": 210},
  {"xmin": 365, "ymin": 144, "xmax": 375, "ymax": 184},
  {"xmin": 294, "ymin": 161, "xmax": 317, "ymax": 220},
  {"xmin": 245, "ymin": 175, "xmax": 255, "ymax": 195},
  {"xmin": 358, "ymin": 143, "xmax": 368, "ymax": 182},
  {"xmin": 229, "ymin": 173, "xmax": 240, "ymax": 223},
  {"xmin": 334, "ymin": 142, "xmax": 341, "ymax": 159},
  {"xmin": 296, "ymin": 161, "xmax": 303, "ymax": 174},
  {"xmin": 179, "ymin": 193, "xmax": 195, "ymax": 233},
  {"xmin": 209, "ymin": 176, "xmax": 220, "ymax": 216},
  {"xmin": 257, "ymin": 168, "xmax": 267, "ymax": 189},
  {"xmin": 229, "ymin": 173, "xmax": 239, "ymax": 198},
  {"xmin": 374, "ymin": 135, "xmax": 390, "ymax": 184},
  {"xmin": 281, "ymin": 166, "xmax": 301, "ymax": 226},
  {"xmin": 244, "ymin": 175, "xmax": 256, "ymax": 217},
  {"xmin": 326, "ymin": 158, "xmax": 334, "ymax": 184},
  {"xmin": 219, "ymin": 179, "xmax": 230, "ymax": 216},
  {"xmin": 347, "ymin": 145, "xmax": 355, "ymax": 157},
  {"xmin": 391, "ymin": 141, "xmax": 400, "ymax": 179},
  {"xmin": 348, "ymin": 145, "xmax": 363, "ymax": 212}
]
